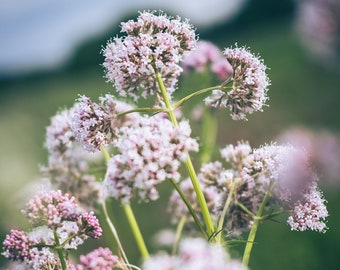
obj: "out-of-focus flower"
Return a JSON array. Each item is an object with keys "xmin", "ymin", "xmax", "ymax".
[
  {"xmin": 103, "ymin": 11, "xmax": 197, "ymax": 101},
  {"xmin": 205, "ymin": 45, "xmax": 270, "ymax": 120},
  {"xmin": 104, "ymin": 115, "xmax": 198, "ymax": 203},
  {"xmin": 277, "ymin": 127, "xmax": 340, "ymax": 189},
  {"xmin": 43, "ymin": 108, "xmax": 104, "ymax": 209},
  {"xmin": 68, "ymin": 247, "xmax": 119, "ymax": 270},
  {"xmin": 143, "ymin": 237, "xmax": 246, "ymax": 270},
  {"xmin": 295, "ymin": 0, "xmax": 340, "ymax": 67},
  {"xmin": 182, "ymin": 40, "xmax": 233, "ymax": 80}
]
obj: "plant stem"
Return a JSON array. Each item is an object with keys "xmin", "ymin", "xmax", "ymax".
[
  {"xmin": 53, "ymin": 230, "xmax": 67, "ymax": 270},
  {"xmin": 102, "ymin": 201, "xmax": 131, "ymax": 270},
  {"xmin": 173, "ymin": 85, "xmax": 230, "ymax": 109},
  {"xmin": 154, "ymin": 70, "xmax": 215, "ymax": 238},
  {"xmin": 123, "ymin": 203, "xmax": 149, "ymax": 260},
  {"xmin": 117, "ymin": 107, "xmax": 166, "ymax": 117},
  {"xmin": 200, "ymin": 108, "xmax": 218, "ymax": 164},
  {"xmin": 242, "ymin": 188, "xmax": 271, "ymax": 267},
  {"xmin": 101, "ymin": 146, "xmax": 149, "ymax": 262},
  {"xmin": 169, "ymin": 179, "xmax": 207, "ymax": 238},
  {"xmin": 215, "ymin": 180, "xmax": 238, "ymax": 244},
  {"xmin": 172, "ymin": 216, "xmax": 186, "ymax": 255}
]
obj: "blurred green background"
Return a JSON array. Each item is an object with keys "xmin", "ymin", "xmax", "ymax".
[{"xmin": 1, "ymin": 0, "xmax": 340, "ymax": 269}]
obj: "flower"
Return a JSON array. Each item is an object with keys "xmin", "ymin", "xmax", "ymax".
[
  {"xmin": 182, "ymin": 40, "xmax": 233, "ymax": 80},
  {"xmin": 43, "ymin": 108, "xmax": 104, "ymax": 209},
  {"xmin": 22, "ymin": 190, "xmax": 79, "ymax": 229},
  {"xmin": 143, "ymin": 237, "xmax": 246, "ymax": 270},
  {"xmin": 287, "ymin": 182, "xmax": 328, "ymax": 232},
  {"xmin": 205, "ymin": 45, "xmax": 270, "ymax": 120},
  {"xmin": 103, "ymin": 11, "xmax": 197, "ymax": 101},
  {"xmin": 103, "ymin": 115, "xmax": 198, "ymax": 203},
  {"xmin": 78, "ymin": 211, "xmax": 103, "ymax": 239},
  {"xmin": 71, "ymin": 94, "xmax": 138, "ymax": 152},
  {"xmin": 2, "ymin": 230, "xmax": 34, "ymax": 262},
  {"xmin": 68, "ymin": 247, "xmax": 119, "ymax": 270}
]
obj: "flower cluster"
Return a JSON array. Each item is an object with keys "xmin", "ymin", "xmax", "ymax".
[
  {"xmin": 71, "ymin": 94, "xmax": 138, "ymax": 152},
  {"xmin": 205, "ymin": 45, "xmax": 270, "ymax": 120},
  {"xmin": 277, "ymin": 127, "xmax": 340, "ymax": 188},
  {"xmin": 104, "ymin": 115, "xmax": 199, "ymax": 203},
  {"xmin": 2, "ymin": 190, "xmax": 103, "ymax": 269},
  {"xmin": 103, "ymin": 10, "xmax": 196, "ymax": 101},
  {"xmin": 182, "ymin": 40, "xmax": 233, "ymax": 80},
  {"xmin": 43, "ymin": 107, "xmax": 103, "ymax": 209},
  {"xmin": 143, "ymin": 237, "xmax": 246, "ymax": 270},
  {"xmin": 169, "ymin": 141, "xmax": 328, "ymax": 235},
  {"xmin": 295, "ymin": 0, "xmax": 340, "ymax": 66},
  {"xmin": 2, "ymin": 9, "xmax": 330, "ymax": 270},
  {"xmin": 68, "ymin": 247, "xmax": 119, "ymax": 270}
]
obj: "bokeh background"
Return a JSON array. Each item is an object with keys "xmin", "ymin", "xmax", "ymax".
[{"xmin": 1, "ymin": 0, "xmax": 340, "ymax": 269}]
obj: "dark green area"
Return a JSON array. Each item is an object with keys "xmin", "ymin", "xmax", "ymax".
[{"xmin": 1, "ymin": 1, "xmax": 340, "ymax": 269}]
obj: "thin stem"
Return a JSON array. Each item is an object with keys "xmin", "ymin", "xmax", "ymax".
[
  {"xmin": 200, "ymin": 108, "xmax": 218, "ymax": 164},
  {"xmin": 215, "ymin": 180, "xmax": 238, "ymax": 244},
  {"xmin": 53, "ymin": 230, "xmax": 67, "ymax": 270},
  {"xmin": 101, "ymin": 146, "xmax": 145, "ymax": 266},
  {"xmin": 102, "ymin": 201, "xmax": 131, "ymax": 270},
  {"xmin": 117, "ymin": 107, "xmax": 166, "ymax": 117},
  {"xmin": 123, "ymin": 203, "xmax": 150, "ymax": 260},
  {"xmin": 172, "ymin": 216, "xmax": 187, "ymax": 255},
  {"xmin": 242, "ymin": 188, "xmax": 271, "ymax": 267},
  {"xmin": 173, "ymin": 85, "xmax": 230, "ymax": 109},
  {"xmin": 154, "ymin": 70, "xmax": 215, "ymax": 238},
  {"xmin": 169, "ymin": 179, "xmax": 207, "ymax": 238}
]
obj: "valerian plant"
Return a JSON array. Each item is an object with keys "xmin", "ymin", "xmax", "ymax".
[{"xmin": 2, "ymin": 10, "xmax": 328, "ymax": 270}]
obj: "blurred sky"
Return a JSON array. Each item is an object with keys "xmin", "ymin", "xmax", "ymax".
[{"xmin": 0, "ymin": 0, "xmax": 247, "ymax": 77}]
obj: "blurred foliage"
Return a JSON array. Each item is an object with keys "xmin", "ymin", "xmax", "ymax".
[{"xmin": 1, "ymin": 0, "xmax": 340, "ymax": 269}]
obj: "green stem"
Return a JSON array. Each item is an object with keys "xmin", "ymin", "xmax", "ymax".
[
  {"xmin": 172, "ymin": 216, "xmax": 187, "ymax": 255},
  {"xmin": 169, "ymin": 179, "xmax": 207, "ymax": 238},
  {"xmin": 53, "ymin": 230, "xmax": 67, "ymax": 270},
  {"xmin": 154, "ymin": 70, "xmax": 215, "ymax": 238},
  {"xmin": 173, "ymin": 85, "xmax": 230, "ymax": 110},
  {"xmin": 117, "ymin": 107, "xmax": 166, "ymax": 117},
  {"xmin": 242, "ymin": 188, "xmax": 271, "ymax": 267},
  {"xmin": 102, "ymin": 201, "xmax": 131, "ymax": 270},
  {"xmin": 215, "ymin": 180, "xmax": 238, "ymax": 244},
  {"xmin": 123, "ymin": 203, "xmax": 149, "ymax": 260},
  {"xmin": 101, "ymin": 146, "xmax": 148, "ymax": 263},
  {"xmin": 200, "ymin": 108, "xmax": 218, "ymax": 164}
]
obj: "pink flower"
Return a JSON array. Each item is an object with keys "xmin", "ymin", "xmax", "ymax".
[
  {"xmin": 23, "ymin": 190, "xmax": 79, "ymax": 229},
  {"xmin": 103, "ymin": 115, "xmax": 198, "ymax": 203},
  {"xmin": 71, "ymin": 94, "xmax": 138, "ymax": 152},
  {"xmin": 182, "ymin": 40, "xmax": 233, "ymax": 80},
  {"xmin": 205, "ymin": 45, "xmax": 270, "ymax": 120},
  {"xmin": 103, "ymin": 11, "xmax": 197, "ymax": 101},
  {"xmin": 287, "ymin": 183, "xmax": 328, "ymax": 232},
  {"xmin": 69, "ymin": 247, "xmax": 119, "ymax": 270}
]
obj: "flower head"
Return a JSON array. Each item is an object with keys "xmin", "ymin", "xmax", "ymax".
[
  {"xmin": 103, "ymin": 11, "xmax": 197, "ymax": 101},
  {"xmin": 287, "ymin": 182, "xmax": 328, "ymax": 232},
  {"xmin": 103, "ymin": 115, "xmax": 198, "ymax": 203},
  {"xmin": 205, "ymin": 45, "xmax": 270, "ymax": 120},
  {"xmin": 71, "ymin": 94, "xmax": 137, "ymax": 152},
  {"xmin": 143, "ymin": 237, "xmax": 246, "ymax": 270},
  {"xmin": 68, "ymin": 247, "xmax": 119, "ymax": 270},
  {"xmin": 44, "ymin": 108, "xmax": 104, "ymax": 209},
  {"xmin": 182, "ymin": 40, "xmax": 233, "ymax": 80},
  {"xmin": 22, "ymin": 190, "xmax": 79, "ymax": 229},
  {"xmin": 2, "ymin": 230, "xmax": 34, "ymax": 262},
  {"xmin": 78, "ymin": 211, "xmax": 103, "ymax": 239}
]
